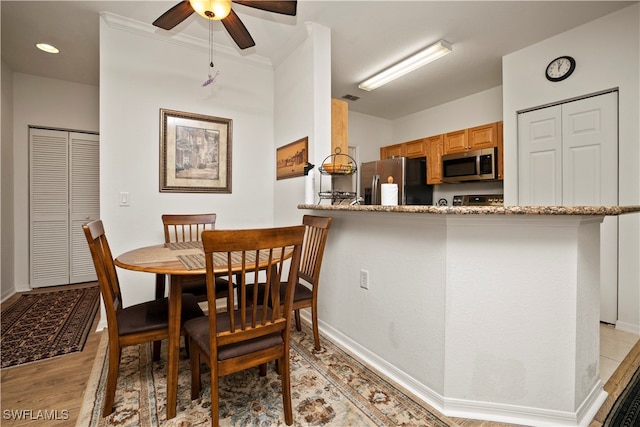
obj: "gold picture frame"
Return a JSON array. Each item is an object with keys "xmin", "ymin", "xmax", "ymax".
[
  {"xmin": 159, "ymin": 109, "xmax": 232, "ymax": 193},
  {"xmin": 276, "ymin": 137, "xmax": 308, "ymax": 180}
]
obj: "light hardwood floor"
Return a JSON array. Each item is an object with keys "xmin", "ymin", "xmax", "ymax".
[{"xmin": 1, "ymin": 285, "xmax": 638, "ymax": 426}]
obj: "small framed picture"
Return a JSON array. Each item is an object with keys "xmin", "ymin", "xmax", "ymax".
[
  {"xmin": 159, "ymin": 108, "xmax": 232, "ymax": 193},
  {"xmin": 276, "ymin": 137, "xmax": 308, "ymax": 180}
]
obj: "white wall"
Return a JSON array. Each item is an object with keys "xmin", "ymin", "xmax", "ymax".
[
  {"xmin": 392, "ymin": 86, "xmax": 503, "ymax": 144},
  {"xmin": 1, "ymin": 61, "xmax": 14, "ymax": 301},
  {"xmin": 348, "ymin": 110, "xmax": 393, "ymax": 164},
  {"xmin": 503, "ymin": 3, "xmax": 640, "ymax": 332},
  {"xmin": 274, "ymin": 22, "xmax": 332, "ymax": 226},
  {"xmin": 99, "ymin": 14, "xmax": 277, "ymax": 306},
  {"xmin": 10, "ymin": 73, "xmax": 99, "ymax": 293}
]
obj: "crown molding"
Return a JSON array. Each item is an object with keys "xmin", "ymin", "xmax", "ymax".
[{"xmin": 100, "ymin": 11, "xmax": 272, "ymax": 68}]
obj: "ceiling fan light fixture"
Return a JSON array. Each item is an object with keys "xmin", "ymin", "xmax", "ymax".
[
  {"xmin": 189, "ymin": 0, "xmax": 232, "ymax": 20},
  {"xmin": 358, "ymin": 39, "xmax": 452, "ymax": 91}
]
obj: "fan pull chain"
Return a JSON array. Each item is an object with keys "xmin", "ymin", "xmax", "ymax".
[{"xmin": 203, "ymin": 18, "xmax": 219, "ymax": 87}]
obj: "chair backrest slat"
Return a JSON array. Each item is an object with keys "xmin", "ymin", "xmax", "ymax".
[
  {"xmin": 162, "ymin": 213, "xmax": 217, "ymax": 243},
  {"xmin": 201, "ymin": 226, "xmax": 305, "ymax": 350},
  {"xmin": 82, "ymin": 220, "xmax": 123, "ymax": 336},
  {"xmin": 299, "ymin": 215, "xmax": 332, "ymax": 286}
]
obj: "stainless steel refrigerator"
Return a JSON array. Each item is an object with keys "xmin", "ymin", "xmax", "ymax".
[{"xmin": 360, "ymin": 156, "xmax": 433, "ymax": 205}]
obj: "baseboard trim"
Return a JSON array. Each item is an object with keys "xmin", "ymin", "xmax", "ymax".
[
  {"xmin": 300, "ymin": 310, "xmax": 608, "ymax": 426},
  {"xmin": 615, "ymin": 320, "xmax": 640, "ymax": 335}
]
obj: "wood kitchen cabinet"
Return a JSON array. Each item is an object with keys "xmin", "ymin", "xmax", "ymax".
[
  {"xmin": 380, "ymin": 144, "xmax": 404, "ymax": 159},
  {"xmin": 379, "ymin": 121, "xmax": 502, "ymax": 183},
  {"xmin": 426, "ymin": 134, "xmax": 443, "ymax": 184},
  {"xmin": 469, "ymin": 122, "xmax": 499, "ymax": 150},
  {"xmin": 443, "ymin": 122, "xmax": 499, "ymax": 154},
  {"xmin": 404, "ymin": 138, "xmax": 427, "ymax": 158},
  {"xmin": 443, "ymin": 129, "xmax": 468, "ymax": 154},
  {"xmin": 331, "ymin": 98, "xmax": 348, "ymax": 163}
]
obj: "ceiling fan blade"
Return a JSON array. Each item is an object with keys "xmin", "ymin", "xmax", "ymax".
[
  {"xmin": 222, "ymin": 9, "xmax": 255, "ymax": 49},
  {"xmin": 153, "ymin": 1, "xmax": 194, "ymax": 30},
  {"xmin": 232, "ymin": 0, "xmax": 297, "ymax": 16}
]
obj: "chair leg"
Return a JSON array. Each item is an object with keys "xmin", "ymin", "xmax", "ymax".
[
  {"xmin": 311, "ymin": 303, "xmax": 321, "ymax": 351},
  {"xmin": 103, "ymin": 345, "xmax": 121, "ymax": 417},
  {"xmin": 259, "ymin": 363, "xmax": 267, "ymax": 376},
  {"xmin": 155, "ymin": 273, "xmax": 166, "ymax": 299},
  {"xmin": 152, "ymin": 340, "xmax": 161, "ymax": 361},
  {"xmin": 211, "ymin": 365, "xmax": 220, "ymax": 427},
  {"xmin": 190, "ymin": 341, "xmax": 201, "ymax": 400},
  {"xmin": 280, "ymin": 354, "xmax": 293, "ymax": 425},
  {"xmin": 294, "ymin": 309, "xmax": 302, "ymax": 331}
]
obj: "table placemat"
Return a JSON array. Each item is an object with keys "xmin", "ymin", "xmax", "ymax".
[
  {"xmin": 176, "ymin": 249, "xmax": 294, "ymax": 271},
  {"xmin": 176, "ymin": 254, "xmax": 206, "ymax": 270},
  {"xmin": 165, "ymin": 241, "xmax": 203, "ymax": 250},
  {"xmin": 126, "ymin": 246, "xmax": 201, "ymax": 264}
]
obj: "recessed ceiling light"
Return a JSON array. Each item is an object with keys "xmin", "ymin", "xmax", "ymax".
[{"xmin": 36, "ymin": 43, "xmax": 60, "ymax": 54}]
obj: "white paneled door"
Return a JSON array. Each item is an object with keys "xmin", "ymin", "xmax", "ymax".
[
  {"xmin": 29, "ymin": 128, "xmax": 99, "ymax": 287},
  {"xmin": 518, "ymin": 91, "xmax": 618, "ymax": 323}
]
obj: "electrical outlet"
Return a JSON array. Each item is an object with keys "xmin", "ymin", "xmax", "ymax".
[{"xmin": 360, "ymin": 269, "xmax": 369, "ymax": 290}]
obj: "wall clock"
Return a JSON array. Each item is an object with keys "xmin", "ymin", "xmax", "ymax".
[{"xmin": 545, "ymin": 56, "xmax": 576, "ymax": 82}]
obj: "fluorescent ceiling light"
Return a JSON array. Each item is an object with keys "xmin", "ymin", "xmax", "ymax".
[
  {"xmin": 36, "ymin": 43, "xmax": 59, "ymax": 54},
  {"xmin": 358, "ymin": 40, "xmax": 452, "ymax": 91}
]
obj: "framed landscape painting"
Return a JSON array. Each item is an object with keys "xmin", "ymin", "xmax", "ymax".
[
  {"xmin": 276, "ymin": 137, "xmax": 308, "ymax": 180},
  {"xmin": 159, "ymin": 108, "xmax": 232, "ymax": 193}
]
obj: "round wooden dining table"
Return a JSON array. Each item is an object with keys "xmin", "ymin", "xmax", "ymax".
[{"xmin": 114, "ymin": 242, "xmax": 292, "ymax": 419}]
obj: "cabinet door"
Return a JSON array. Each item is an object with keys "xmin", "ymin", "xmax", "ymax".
[
  {"xmin": 404, "ymin": 139, "xmax": 426, "ymax": 158},
  {"xmin": 426, "ymin": 135, "xmax": 443, "ymax": 184},
  {"xmin": 443, "ymin": 129, "xmax": 468, "ymax": 154},
  {"xmin": 469, "ymin": 122, "xmax": 498, "ymax": 150},
  {"xmin": 380, "ymin": 144, "xmax": 404, "ymax": 159}
]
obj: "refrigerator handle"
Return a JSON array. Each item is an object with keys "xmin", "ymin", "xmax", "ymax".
[{"xmin": 372, "ymin": 174, "xmax": 380, "ymax": 204}]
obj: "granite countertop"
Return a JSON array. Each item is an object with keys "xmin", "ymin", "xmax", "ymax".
[{"xmin": 298, "ymin": 204, "xmax": 640, "ymax": 216}]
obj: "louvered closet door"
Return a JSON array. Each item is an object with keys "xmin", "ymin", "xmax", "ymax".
[
  {"xmin": 29, "ymin": 128, "xmax": 99, "ymax": 287},
  {"xmin": 30, "ymin": 129, "xmax": 70, "ymax": 286},
  {"xmin": 70, "ymin": 132, "xmax": 100, "ymax": 283}
]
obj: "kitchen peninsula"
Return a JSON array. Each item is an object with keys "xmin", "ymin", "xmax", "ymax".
[{"xmin": 298, "ymin": 203, "xmax": 640, "ymax": 426}]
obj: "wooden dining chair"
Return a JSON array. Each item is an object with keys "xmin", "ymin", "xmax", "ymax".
[
  {"xmin": 184, "ymin": 225, "xmax": 305, "ymax": 426},
  {"xmin": 159, "ymin": 213, "xmax": 232, "ymax": 304},
  {"xmin": 250, "ymin": 215, "xmax": 332, "ymax": 351},
  {"xmin": 82, "ymin": 219, "xmax": 204, "ymax": 417}
]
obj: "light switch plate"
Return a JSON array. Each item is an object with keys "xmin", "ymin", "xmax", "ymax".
[{"xmin": 119, "ymin": 192, "xmax": 130, "ymax": 207}]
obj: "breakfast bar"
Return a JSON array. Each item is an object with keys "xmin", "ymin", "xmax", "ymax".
[{"xmin": 298, "ymin": 204, "xmax": 640, "ymax": 426}]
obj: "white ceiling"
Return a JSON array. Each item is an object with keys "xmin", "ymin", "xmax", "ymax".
[{"xmin": 1, "ymin": 1, "xmax": 635, "ymax": 119}]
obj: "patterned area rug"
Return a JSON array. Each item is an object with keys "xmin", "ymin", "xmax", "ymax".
[
  {"xmin": 78, "ymin": 324, "xmax": 457, "ymax": 426},
  {"xmin": 604, "ymin": 365, "xmax": 640, "ymax": 426},
  {"xmin": 1, "ymin": 286, "xmax": 100, "ymax": 368}
]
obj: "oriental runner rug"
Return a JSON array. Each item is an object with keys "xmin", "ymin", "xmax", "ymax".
[
  {"xmin": 78, "ymin": 323, "xmax": 457, "ymax": 426},
  {"xmin": 604, "ymin": 364, "xmax": 640, "ymax": 426},
  {"xmin": 1, "ymin": 285, "xmax": 100, "ymax": 368}
]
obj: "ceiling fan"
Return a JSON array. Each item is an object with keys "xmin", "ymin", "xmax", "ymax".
[{"xmin": 153, "ymin": 0, "xmax": 297, "ymax": 49}]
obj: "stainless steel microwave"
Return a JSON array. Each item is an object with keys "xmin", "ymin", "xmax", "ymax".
[{"xmin": 441, "ymin": 147, "xmax": 497, "ymax": 183}]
